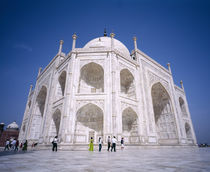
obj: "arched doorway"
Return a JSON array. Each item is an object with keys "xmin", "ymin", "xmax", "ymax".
[
  {"xmin": 56, "ymin": 71, "xmax": 67, "ymax": 100},
  {"xmin": 179, "ymin": 97, "xmax": 187, "ymax": 117},
  {"xmin": 78, "ymin": 62, "xmax": 104, "ymax": 93},
  {"xmin": 120, "ymin": 69, "xmax": 136, "ymax": 99},
  {"xmin": 34, "ymin": 86, "xmax": 47, "ymax": 139},
  {"xmin": 151, "ymin": 82, "xmax": 177, "ymax": 143},
  {"xmin": 74, "ymin": 103, "xmax": 103, "ymax": 143},
  {"xmin": 185, "ymin": 122, "xmax": 192, "ymax": 139},
  {"xmin": 122, "ymin": 107, "xmax": 139, "ymax": 143},
  {"xmin": 49, "ymin": 109, "xmax": 61, "ymax": 139},
  {"xmin": 58, "ymin": 71, "xmax": 67, "ymax": 96}
]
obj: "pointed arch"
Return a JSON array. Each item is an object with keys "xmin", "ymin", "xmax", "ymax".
[
  {"xmin": 78, "ymin": 62, "xmax": 104, "ymax": 93},
  {"xmin": 122, "ymin": 107, "xmax": 139, "ymax": 143},
  {"xmin": 185, "ymin": 122, "xmax": 192, "ymax": 139},
  {"xmin": 22, "ymin": 124, "xmax": 26, "ymax": 132},
  {"xmin": 120, "ymin": 68, "xmax": 136, "ymax": 99},
  {"xmin": 58, "ymin": 71, "xmax": 67, "ymax": 96},
  {"xmin": 74, "ymin": 103, "xmax": 103, "ymax": 143},
  {"xmin": 28, "ymin": 100, "xmax": 31, "ymax": 108},
  {"xmin": 151, "ymin": 82, "xmax": 177, "ymax": 142},
  {"xmin": 179, "ymin": 97, "xmax": 187, "ymax": 117},
  {"xmin": 33, "ymin": 85, "xmax": 47, "ymax": 139},
  {"xmin": 36, "ymin": 86, "xmax": 47, "ymax": 117},
  {"xmin": 49, "ymin": 109, "xmax": 61, "ymax": 137}
]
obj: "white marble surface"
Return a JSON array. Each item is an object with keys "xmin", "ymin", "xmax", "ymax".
[
  {"xmin": 19, "ymin": 35, "xmax": 197, "ymax": 147},
  {"xmin": 0, "ymin": 148, "xmax": 210, "ymax": 171}
]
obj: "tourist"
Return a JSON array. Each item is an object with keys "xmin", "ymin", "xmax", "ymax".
[
  {"xmin": 9, "ymin": 138, "xmax": 13, "ymax": 149},
  {"xmin": 14, "ymin": 139, "xmax": 19, "ymax": 151},
  {"xmin": 98, "ymin": 137, "xmax": 103, "ymax": 152},
  {"xmin": 4, "ymin": 139, "xmax": 10, "ymax": 151},
  {"xmin": 52, "ymin": 136, "xmax": 58, "ymax": 152},
  {"xmin": 111, "ymin": 136, "xmax": 117, "ymax": 152},
  {"xmin": 31, "ymin": 142, "xmax": 35, "ymax": 150},
  {"xmin": 22, "ymin": 140, "xmax": 28, "ymax": 151},
  {"xmin": 107, "ymin": 136, "xmax": 111, "ymax": 151},
  {"xmin": 89, "ymin": 137, "xmax": 94, "ymax": 151},
  {"xmin": 11, "ymin": 138, "xmax": 17, "ymax": 150},
  {"xmin": 121, "ymin": 137, "xmax": 124, "ymax": 150}
]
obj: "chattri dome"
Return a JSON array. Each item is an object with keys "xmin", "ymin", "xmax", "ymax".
[
  {"xmin": 6, "ymin": 121, "xmax": 19, "ymax": 130},
  {"xmin": 83, "ymin": 36, "xmax": 130, "ymax": 58}
]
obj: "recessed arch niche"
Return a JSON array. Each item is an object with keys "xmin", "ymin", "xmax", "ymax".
[
  {"xmin": 185, "ymin": 122, "xmax": 192, "ymax": 139},
  {"xmin": 179, "ymin": 97, "xmax": 187, "ymax": 117},
  {"xmin": 122, "ymin": 107, "xmax": 139, "ymax": 143},
  {"xmin": 78, "ymin": 62, "xmax": 104, "ymax": 93},
  {"xmin": 151, "ymin": 82, "xmax": 177, "ymax": 143},
  {"xmin": 120, "ymin": 69, "xmax": 136, "ymax": 99},
  {"xmin": 49, "ymin": 109, "xmax": 61, "ymax": 138},
  {"xmin": 74, "ymin": 103, "xmax": 103, "ymax": 143},
  {"xmin": 34, "ymin": 86, "xmax": 47, "ymax": 139},
  {"xmin": 57, "ymin": 71, "xmax": 67, "ymax": 99}
]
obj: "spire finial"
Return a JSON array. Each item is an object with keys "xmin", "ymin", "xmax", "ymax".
[
  {"xmin": 133, "ymin": 36, "xmax": 137, "ymax": 51},
  {"xmin": 180, "ymin": 80, "xmax": 184, "ymax": 89},
  {"xmin": 104, "ymin": 28, "xmax": 107, "ymax": 37},
  {"xmin": 72, "ymin": 33, "xmax": 77, "ymax": 50},
  {"xmin": 58, "ymin": 40, "xmax": 64, "ymax": 54},
  {"xmin": 110, "ymin": 32, "xmax": 115, "ymax": 38},
  {"xmin": 167, "ymin": 63, "xmax": 172, "ymax": 73}
]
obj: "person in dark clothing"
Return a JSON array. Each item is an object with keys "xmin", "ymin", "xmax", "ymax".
[
  {"xmin": 107, "ymin": 136, "xmax": 111, "ymax": 151},
  {"xmin": 111, "ymin": 136, "xmax": 117, "ymax": 152},
  {"xmin": 15, "ymin": 139, "xmax": 19, "ymax": 151},
  {"xmin": 98, "ymin": 137, "xmax": 103, "ymax": 152},
  {"xmin": 52, "ymin": 136, "xmax": 58, "ymax": 152},
  {"xmin": 121, "ymin": 137, "xmax": 124, "ymax": 150},
  {"xmin": 22, "ymin": 140, "xmax": 28, "ymax": 151}
]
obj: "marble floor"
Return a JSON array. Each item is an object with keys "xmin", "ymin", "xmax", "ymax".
[{"xmin": 0, "ymin": 147, "xmax": 210, "ymax": 172}]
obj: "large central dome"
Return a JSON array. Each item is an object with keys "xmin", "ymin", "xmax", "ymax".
[{"xmin": 83, "ymin": 37, "xmax": 130, "ymax": 57}]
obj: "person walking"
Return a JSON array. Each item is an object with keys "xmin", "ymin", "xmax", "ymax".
[
  {"xmin": 4, "ymin": 139, "xmax": 10, "ymax": 151},
  {"xmin": 22, "ymin": 140, "xmax": 28, "ymax": 151},
  {"xmin": 14, "ymin": 139, "xmax": 19, "ymax": 151},
  {"xmin": 121, "ymin": 137, "xmax": 124, "ymax": 150},
  {"xmin": 98, "ymin": 137, "xmax": 103, "ymax": 152},
  {"xmin": 89, "ymin": 137, "xmax": 94, "ymax": 151},
  {"xmin": 111, "ymin": 136, "xmax": 117, "ymax": 152},
  {"xmin": 52, "ymin": 136, "xmax": 58, "ymax": 152},
  {"xmin": 107, "ymin": 136, "xmax": 111, "ymax": 151},
  {"xmin": 11, "ymin": 139, "xmax": 16, "ymax": 150}
]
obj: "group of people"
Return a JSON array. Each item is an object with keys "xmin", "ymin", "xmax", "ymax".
[
  {"xmin": 89, "ymin": 136, "xmax": 124, "ymax": 152},
  {"xmin": 4, "ymin": 136, "xmax": 124, "ymax": 152},
  {"xmin": 4, "ymin": 138, "xmax": 28, "ymax": 151}
]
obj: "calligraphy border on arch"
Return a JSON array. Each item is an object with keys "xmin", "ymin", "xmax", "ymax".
[
  {"xmin": 119, "ymin": 62, "xmax": 135, "ymax": 76},
  {"xmin": 121, "ymin": 101, "xmax": 138, "ymax": 115},
  {"xmin": 76, "ymin": 99, "xmax": 104, "ymax": 112},
  {"xmin": 79, "ymin": 59, "xmax": 105, "ymax": 69},
  {"xmin": 147, "ymin": 70, "xmax": 170, "ymax": 94}
]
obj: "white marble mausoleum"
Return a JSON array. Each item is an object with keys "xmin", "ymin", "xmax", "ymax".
[{"xmin": 19, "ymin": 32, "xmax": 197, "ymax": 148}]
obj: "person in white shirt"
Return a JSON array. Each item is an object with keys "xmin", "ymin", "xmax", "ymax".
[
  {"xmin": 52, "ymin": 136, "xmax": 58, "ymax": 152},
  {"xmin": 98, "ymin": 137, "xmax": 103, "ymax": 152},
  {"xmin": 4, "ymin": 139, "xmax": 10, "ymax": 151},
  {"xmin": 111, "ymin": 136, "xmax": 117, "ymax": 152},
  {"xmin": 11, "ymin": 139, "xmax": 17, "ymax": 150}
]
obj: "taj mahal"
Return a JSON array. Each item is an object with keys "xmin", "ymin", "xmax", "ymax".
[{"xmin": 19, "ymin": 31, "xmax": 197, "ymax": 149}]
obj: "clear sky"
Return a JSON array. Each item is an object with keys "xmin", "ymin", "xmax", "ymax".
[{"xmin": 0, "ymin": 0, "xmax": 210, "ymax": 144}]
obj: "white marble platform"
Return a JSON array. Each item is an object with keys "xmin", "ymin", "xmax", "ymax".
[{"xmin": 0, "ymin": 147, "xmax": 210, "ymax": 171}]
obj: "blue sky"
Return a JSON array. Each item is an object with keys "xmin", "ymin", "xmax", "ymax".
[{"xmin": 0, "ymin": 0, "xmax": 210, "ymax": 144}]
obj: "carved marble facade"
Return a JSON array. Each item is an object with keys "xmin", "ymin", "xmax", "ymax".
[{"xmin": 19, "ymin": 34, "xmax": 197, "ymax": 147}]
